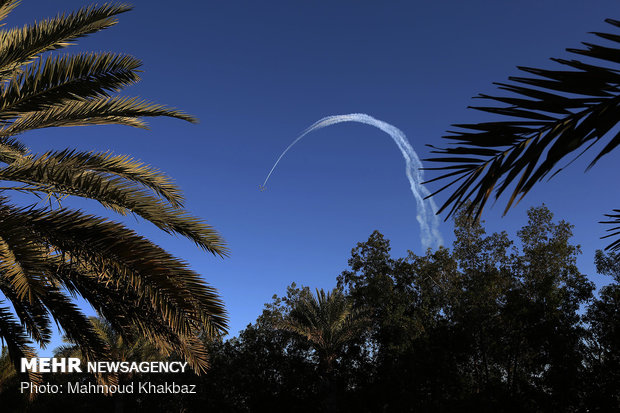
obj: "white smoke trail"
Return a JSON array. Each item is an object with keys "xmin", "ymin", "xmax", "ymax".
[{"xmin": 262, "ymin": 113, "xmax": 443, "ymax": 250}]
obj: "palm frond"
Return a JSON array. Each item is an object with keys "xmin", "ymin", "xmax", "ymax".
[
  {"xmin": 0, "ymin": 137, "xmax": 27, "ymax": 163},
  {"xmin": 0, "ymin": 280, "xmax": 51, "ymax": 346},
  {"xmin": 51, "ymin": 262, "xmax": 188, "ymax": 353},
  {"xmin": 69, "ymin": 273, "xmax": 211, "ymax": 370},
  {"xmin": 0, "ymin": 213, "xmax": 48, "ymax": 301},
  {"xmin": 0, "ymin": 0, "xmax": 19, "ymax": 27},
  {"xmin": 3, "ymin": 148, "xmax": 184, "ymax": 207},
  {"xmin": 0, "ymin": 151, "xmax": 225, "ymax": 255},
  {"xmin": 0, "ymin": 3, "xmax": 132, "ymax": 79},
  {"xmin": 0, "ymin": 53, "xmax": 141, "ymax": 119},
  {"xmin": 3, "ymin": 203, "xmax": 228, "ymax": 337},
  {"xmin": 425, "ymin": 18, "xmax": 620, "ymax": 250},
  {"xmin": 0, "ymin": 305, "xmax": 41, "ymax": 385},
  {"xmin": 0, "ymin": 200, "xmax": 225, "ymax": 372},
  {"xmin": 0, "ymin": 96, "xmax": 197, "ymax": 137},
  {"xmin": 37, "ymin": 288, "xmax": 108, "ymax": 362},
  {"xmin": 601, "ymin": 210, "xmax": 620, "ymax": 250},
  {"xmin": 0, "ymin": 2, "xmax": 220, "ymax": 375}
]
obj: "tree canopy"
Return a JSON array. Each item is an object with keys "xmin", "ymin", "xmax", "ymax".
[
  {"xmin": 140, "ymin": 205, "xmax": 611, "ymax": 413},
  {"xmin": 3, "ymin": 205, "xmax": 618, "ymax": 411}
]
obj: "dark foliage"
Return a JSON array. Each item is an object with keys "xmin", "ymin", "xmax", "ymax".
[
  {"xmin": 3, "ymin": 205, "xmax": 619, "ymax": 412},
  {"xmin": 425, "ymin": 18, "xmax": 620, "ymax": 251}
]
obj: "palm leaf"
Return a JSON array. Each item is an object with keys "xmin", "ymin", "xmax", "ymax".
[
  {"xmin": 601, "ymin": 210, "xmax": 620, "ymax": 250},
  {"xmin": 52, "ymin": 262, "xmax": 191, "ymax": 355},
  {"xmin": 0, "ymin": 137, "xmax": 27, "ymax": 163},
  {"xmin": 0, "ymin": 52, "xmax": 142, "ymax": 119},
  {"xmin": 0, "ymin": 305, "xmax": 41, "ymax": 385},
  {"xmin": 6, "ymin": 203, "xmax": 227, "ymax": 335},
  {"xmin": 0, "ymin": 280, "xmax": 51, "ymax": 346},
  {"xmin": 0, "ymin": 96, "xmax": 197, "ymax": 137},
  {"xmin": 425, "ymin": 18, "xmax": 620, "ymax": 250},
  {"xmin": 0, "ymin": 200, "xmax": 224, "ymax": 372},
  {"xmin": 33, "ymin": 149, "xmax": 185, "ymax": 207},
  {"xmin": 35, "ymin": 288, "xmax": 108, "ymax": 362},
  {"xmin": 0, "ymin": 3, "xmax": 132, "ymax": 79},
  {"xmin": 0, "ymin": 2, "xmax": 225, "ymax": 377},
  {"xmin": 0, "ymin": 0, "xmax": 18, "ymax": 27},
  {"xmin": 0, "ymin": 213, "xmax": 48, "ymax": 301}
]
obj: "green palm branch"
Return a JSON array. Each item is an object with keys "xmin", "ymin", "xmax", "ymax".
[
  {"xmin": 425, "ymin": 18, "xmax": 620, "ymax": 249},
  {"xmin": 280, "ymin": 288, "xmax": 366, "ymax": 373},
  {"xmin": 0, "ymin": 0, "xmax": 227, "ymax": 379}
]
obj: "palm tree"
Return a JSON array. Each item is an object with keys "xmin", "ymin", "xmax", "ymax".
[
  {"xmin": 56, "ymin": 317, "xmax": 166, "ymax": 412},
  {"xmin": 0, "ymin": 1, "xmax": 227, "ymax": 380},
  {"xmin": 280, "ymin": 288, "xmax": 367, "ymax": 411},
  {"xmin": 280, "ymin": 288, "xmax": 365, "ymax": 374},
  {"xmin": 424, "ymin": 18, "xmax": 620, "ymax": 250}
]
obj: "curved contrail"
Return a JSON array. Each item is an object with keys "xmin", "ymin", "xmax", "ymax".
[{"xmin": 262, "ymin": 113, "xmax": 443, "ymax": 250}]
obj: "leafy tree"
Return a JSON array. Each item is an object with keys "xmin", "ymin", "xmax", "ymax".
[
  {"xmin": 0, "ymin": 0, "xmax": 227, "ymax": 381},
  {"xmin": 180, "ymin": 285, "xmax": 369, "ymax": 412},
  {"xmin": 65, "ymin": 205, "xmax": 605, "ymax": 412},
  {"xmin": 337, "ymin": 206, "xmax": 594, "ymax": 412},
  {"xmin": 452, "ymin": 206, "xmax": 593, "ymax": 411},
  {"xmin": 583, "ymin": 250, "xmax": 620, "ymax": 411},
  {"xmin": 338, "ymin": 231, "xmax": 463, "ymax": 412},
  {"xmin": 424, "ymin": 18, "xmax": 620, "ymax": 250},
  {"xmin": 197, "ymin": 284, "xmax": 319, "ymax": 412}
]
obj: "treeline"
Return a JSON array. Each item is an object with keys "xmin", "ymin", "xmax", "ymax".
[{"xmin": 1, "ymin": 206, "xmax": 619, "ymax": 412}]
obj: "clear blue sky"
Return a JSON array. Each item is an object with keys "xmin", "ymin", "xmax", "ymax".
[{"xmin": 11, "ymin": 1, "xmax": 620, "ymax": 348}]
